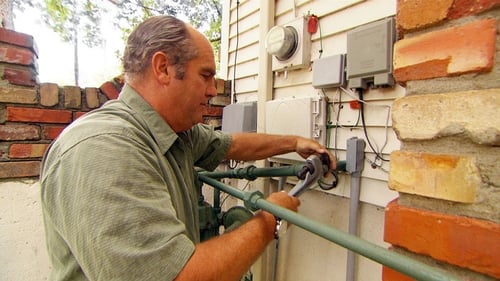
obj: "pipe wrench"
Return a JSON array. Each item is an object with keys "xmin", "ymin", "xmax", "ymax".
[{"xmin": 288, "ymin": 153, "xmax": 330, "ymax": 197}]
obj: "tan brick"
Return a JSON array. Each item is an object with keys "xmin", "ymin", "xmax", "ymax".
[
  {"xmin": 385, "ymin": 199, "xmax": 500, "ymax": 279},
  {"xmin": 85, "ymin": 87, "xmax": 100, "ymax": 108},
  {"xmin": 0, "ymin": 86, "xmax": 37, "ymax": 104},
  {"xmin": 393, "ymin": 19, "xmax": 497, "ymax": 82},
  {"xmin": 397, "ymin": 0, "xmax": 453, "ymax": 32},
  {"xmin": 389, "ymin": 151, "xmax": 480, "ymax": 202},
  {"xmin": 209, "ymin": 95, "xmax": 231, "ymax": 106},
  {"xmin": 40, "ymin": 83, "xmax": 59, "ymax": 107},
  {"xmin": 392, "ymin": 89, "xmax": 500, "ymax": 145},
  {"xmin": 63, "ymin": 86, "xmax": 81, "ymax": 109},
  {"xmin": 0, "ymin": 161, "xmax": 40, "ymax": 178},
  {"xmin": 0, "ymin": 124, "xmax": 40, "ymax": 140}
]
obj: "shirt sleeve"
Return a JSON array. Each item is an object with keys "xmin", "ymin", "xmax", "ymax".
[
  {"xmin": 41, "ymin": 132, "xmax": 195, "ymax": 281},
  {"xmin": 188, "ymin": 124, "xmax": 232, "ymax": 171}
]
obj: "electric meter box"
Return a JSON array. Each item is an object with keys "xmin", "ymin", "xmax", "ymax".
[
  {"xmin": 266, "ymin": 16, "xmax": 312, "ymax": 72},
  {"xmin": 221, "ymin": 102, "xmax": 257, "ymax": 133},
  {"xmin": 346, "ymin": 17, "xmax": 396, "ymax": 89}
]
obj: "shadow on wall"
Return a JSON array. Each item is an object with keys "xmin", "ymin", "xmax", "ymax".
[{"xmin": 0, "ymin": 180, "xmax": 50, "ymax": 280}]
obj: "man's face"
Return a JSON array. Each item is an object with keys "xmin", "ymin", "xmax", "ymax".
[{"xmin": 168, "ymin": 30, "xmax": 217, "ymax": 131}]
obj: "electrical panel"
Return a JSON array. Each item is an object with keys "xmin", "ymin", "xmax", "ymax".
[
  {"xmin": 265, "ymin": 96, "xmax": 326, "ymax": 163},
  {"xmin": 346, "ymin": 17, "xmax": 396, "ymax": 89},
  {"xmin": 221, "ymin": 102, "xmax": 257, "ymax": 133},
  {"xmin": 265, "ymin": 16, "xmax": 312, "ymax": 72},
  {"xmin": 312, "ymin": 54, "xmax": 346, "ymax": 88}
]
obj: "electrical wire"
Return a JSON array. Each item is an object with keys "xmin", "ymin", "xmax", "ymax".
[
  {"xmin": 317, "ymin": 15, "xmax": 324, "ymax": 59},
  {"xmin": 220, "ymin": 179, "xmax": 250, "ymax": 207},
  {"xmin": 356, "ymin": 88, "xmax": 390, "ymax": 162},
  {"xmin": 231, "ymin": 1, "xmax": 240, "ymax": 104}
]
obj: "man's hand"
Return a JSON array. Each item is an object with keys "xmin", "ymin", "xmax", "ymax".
[{"xmin": 295, "ymin": 136, "xmax": 336, "ymax": 171}]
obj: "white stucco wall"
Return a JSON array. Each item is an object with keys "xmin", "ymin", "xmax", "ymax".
[{"xmin": 0, "ymin": 180, "xmax": 50, "ymax": 281}]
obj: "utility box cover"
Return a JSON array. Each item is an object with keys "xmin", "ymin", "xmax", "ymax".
[
  {"xmin": 312, "ymin": 54, "xmax": 346, "ymax": 88},
  {"xmin": 265, "ymin": 96, "xmax": 326, "ymax": 163},
  {"xmin": 346, "ymin": 17, "xmax": 396, "ymax": 89},
  {"xmin": 221, "ymin": 102, "xmax": 257, "ymax": 133}
]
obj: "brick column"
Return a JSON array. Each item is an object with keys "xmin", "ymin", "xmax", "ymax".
[
  {"xmin": 0, "ymin": 28, "xmax": 110, "ymax": 178},
  {"xmin": 383, "ymin": 1, "xmax": 500, "ymax": 280}
]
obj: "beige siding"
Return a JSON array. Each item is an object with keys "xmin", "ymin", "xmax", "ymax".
[
  {"xmin": 222, "ymin": 0, "xmax": 400, "ymax": 206},
  {"xmin": 220, "ymin": 1, "xmax": 401, "ymax": 280}
]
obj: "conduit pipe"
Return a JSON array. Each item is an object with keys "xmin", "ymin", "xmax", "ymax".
[
  {"xmin": 197, "ymin": 173, "xmax": 461, "ymax": 281},
  {"xmin": 346, "ymin": 137, "xmax": 366, "ymax": 281}
]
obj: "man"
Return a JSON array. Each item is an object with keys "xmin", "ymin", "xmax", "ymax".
[{"xmin": 40, "ymin": 15, "xmax": 335, "ymax": 281}]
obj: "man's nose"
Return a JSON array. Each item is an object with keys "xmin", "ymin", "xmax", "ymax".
[{"xmin": 207, "ymin": 79, "xmax": 218, "ymax": 97}]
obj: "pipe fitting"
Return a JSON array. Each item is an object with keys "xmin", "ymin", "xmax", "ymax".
[{"xmin": 243, "ymin": 190, "xmax": 264, "ymax": 211}]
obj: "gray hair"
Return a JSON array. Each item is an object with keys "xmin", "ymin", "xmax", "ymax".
[{"xmin": 122, "ymin": 15, "xmax": 198, "ymax": 80}]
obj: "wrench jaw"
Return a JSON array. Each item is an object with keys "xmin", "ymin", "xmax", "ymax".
[{"xmin": 288, "ymin": 155, "xmax": 324, "ymax": 197}]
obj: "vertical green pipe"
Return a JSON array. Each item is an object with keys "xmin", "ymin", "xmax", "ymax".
[{"xmin": 198, "ymin": 174, "xmax": 461, "ymax": 281}]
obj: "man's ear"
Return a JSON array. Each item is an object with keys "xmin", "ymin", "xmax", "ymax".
[{"xmin": 151, "ymin": 52, "xmax": 171, "ymax": 84}]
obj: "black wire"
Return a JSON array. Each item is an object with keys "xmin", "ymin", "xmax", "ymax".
[
  {"xmin": 358, "ymin": 89, "xmax": 390, "ymax": 162},
  {"xmin": 232, "ymin": 1, "xmax": 240, "ymax": 103},
  {"xmin": 317, "ymin": 15, "xmax": 323, "ymax": 59}
]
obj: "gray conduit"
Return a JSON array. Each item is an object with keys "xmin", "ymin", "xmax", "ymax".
[{"xmin": 346, "ymin": 137, "xmax": 365, "ymax": 281}]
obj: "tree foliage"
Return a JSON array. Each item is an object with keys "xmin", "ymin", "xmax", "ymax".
[{"xmin": 12, "ymin": 0, "xmax": 223, "ymax": 84}]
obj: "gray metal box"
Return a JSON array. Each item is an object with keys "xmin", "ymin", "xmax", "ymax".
[
  {"xmin": 346, "ymin": 17, "xmax": 396, "ymax": 89},
  {"xmin": 312, "ymin": 54, "xmax": 346, "ymax": 88},
  {"xmin": 221, "ymin": 102, "xmax": 257, "ymax": 133}
]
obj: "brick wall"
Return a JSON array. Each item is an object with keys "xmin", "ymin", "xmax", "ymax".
[
  {"xmin": 0, "ymin": 28, "xmax": 230, "ymax": 179},
  {"xmin": 383, "ymin": 1, "xmax": 500, "ymax": 280}
]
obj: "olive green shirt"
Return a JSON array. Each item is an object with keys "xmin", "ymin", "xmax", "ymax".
[{"xmin": 40, "ymin": 84, "xmax": 231, "ymax": 281}]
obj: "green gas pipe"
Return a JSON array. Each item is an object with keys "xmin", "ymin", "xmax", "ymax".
[
  {"xmin": 203, "ymin": 160, "xmax": 347, "ymax": 181},
  {"xmin": 197, "ymin": 174, "xmax": 460, "ymax": 281},
  {"xmin": 202, "ymin": 164, "xmax": 307, "ymax": 180}
]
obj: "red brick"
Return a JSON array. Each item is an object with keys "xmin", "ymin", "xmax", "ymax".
[
  {"xmin": 63, "ymin": 86, "xmax": 81, "ymax": 109},
  {"xmin": 0, "ymin": 86, "xmax": 37, "ymax": 104},
  {"xmin": 393, "ymin": 19, "xmax": 497, "ymax": 82},
  {"xmin": 0, "ymin": 45, "xmax": 36, "ymax": 65},
  {"xmin": 448, "ymin": 0, "xmax": 500, "ymax": 19},
  {"xmin": 40, "ymin": 83, "xmax": 59, "ymax": 107},
  {"xmin": 0, "ymin": 28, "xmax": 38, "ymax": 55},
  {"xmin": 384, "ymin": 200, "xmax": 500, "ymax": 279},
  {"xmin": 1, "ymin": 65, "xmax": 37, "ymax": 87},
  {"xmin": 0, "ymin": 124, "xmax": 40, "ymax": 140},
  {"xmin": 99, "ymin": 81, "xmax": 119, "ymax": 100},
  {"xmin": 74, "ymin": 111, "xmax": 88, "ymax": 119},
  {"xmin": 382, "ymin": 265, "xmax": 415, "ymax": 281},
  {"xmin": 0, "ymin": 160, "xmax": 40, "ymax": 178},
  {"xmin": 202, "ymin": 105, "xmax": 223, "ymax": 117},
  {"xmin": 6, "ymin": 107, "xmax": 72, "ymax": 124},
  {"xmin": 42, "ymin": 125, "xmax": 65, "ymax": 140},
  {"xmin": 397, "ymin": 0, "xmax": 453, "ymax": 32},
  {"xmin": 9, "ymin": 143, "xmax": 49, "ymax": 158}
]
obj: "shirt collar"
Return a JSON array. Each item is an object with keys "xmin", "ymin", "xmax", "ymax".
[{"xmin": 118, "ymin": 84, "xmax": 178, "ymax": 155}]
